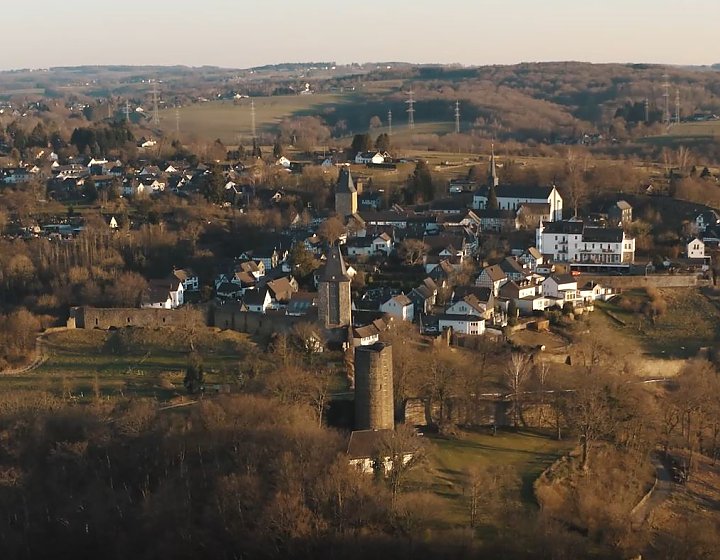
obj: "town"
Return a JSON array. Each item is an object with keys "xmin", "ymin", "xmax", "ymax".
[{"xmin": 0, "ymin": 57, "xmax": 719, "ymax": 560}]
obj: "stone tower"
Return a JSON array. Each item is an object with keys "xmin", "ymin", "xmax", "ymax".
[
  {"xmin": 318, "ymin": 245, "xmax": 352, "ymax": 330},
  {"xmin": 354, "ymin": 342, "xmax": 394, "ymax": 431},
  {"xmin": 335, "ymin": 168, "xmax": 357, "ymax": 217}
]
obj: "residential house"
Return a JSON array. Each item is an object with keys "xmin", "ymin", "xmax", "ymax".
[
  {"xmin": 517, "ymin": 247, "xmax": 544, "ymax": 272},
  {"xmin": 354, "ymin": 151, "xmax": 387, "ymax": 165},
  {"xmin": 379, "ymin": 294, "xmax": 414, "ymax": 321},
  {"xmin": 475, "ymin": 265, "xmax": 508, "ymax": 296},
  {"xmin": 244, "ymin": 288, "xmax": 272, "ymax": 313},
  {"xmin": 499, "ymin": 280, "xmax": 550, "ymax": 314},
  {"xmin": 696, "ymin": 210, "xmax": 720, "ymax": 234},
  {"xmin": 347, "ymin": 429, "xmax": 414, "ymax": 474},
  {"xmin": 142, "ymin": 277, "xmax": 184, "ymax": 309},
  {"xmin": 475, "ymin": 209, "xmax": 517, "ymax": 232},
  {"xmin": 173, "ymin": 268, "xmax": 199, "ymax": 292},
  {"xmin": 579, "ymin": 281, "xmax": 613, "ymax": 304},
  {"xmin": 216, "ymin": 281, "xmax": 243, "ymax": 300},
  {"xmin": 515, "ymin": 203, "xmax": 551, "ymax": 229},
  {"xmin": 437, "ymin": 314, "xmax": 486, "ymax": 335},
  {"xmin": 451, "ymin": 286, "xmax": 495, "ymax": 319},
  {"xmin": 498, "ymin": 257, "xmax": 529, "ymax": 283},
  {"xmin": 266, "ymin": 276, "xmax": 299, "ymax": 308},
  {"xmin": 407, "ymin": 278, "xmax": 438, "ymax": 316},
  {"xmin": 687, "ymin": 237, "xmax": 706, "ymax": 260},
  {"xmin": 607, "ymin": 200, "xmax": 633, "ymax": 226},
  {"xmin": 542, "ymin": 274, "xmax": 581, "ymax": 307},
  {"xmin": 285, "ymin": 292, "xmax": 318, "ymax": 317}
]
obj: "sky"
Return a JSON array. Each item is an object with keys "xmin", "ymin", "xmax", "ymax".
[{"xmin": 0, "ymin": 0, "xmax": 718, "ymax": 70}]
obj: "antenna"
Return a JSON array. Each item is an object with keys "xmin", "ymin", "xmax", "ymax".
[
  {"xmin": 644, "ymin": 98, "xmax": 649, "ymax": 123},
  {"xmin": 250, "ymin": 99, "xmax": 256, "ymax": 140},
  {"xmin": 675, "ymin": 89, "xmax": 681, "ymax": 125},
  {"xmin": 454, "ymin": 100, "xmax": 460, "ymax": 134},
  {"xmin": 151, "ymin": 80, "xmax": 160, "ymax": 126},
  {"xmin": 406, "ymin": 89, "xmax": 415, "ymax": 130},
  {"xmin": 387, "ymin": 109, "xmax": 392, "ymax": 137},
  {"xmin": 662, "ymin": 73, "xmax": 670, "ymax": 125},
  {"xmin": 125, "ymin": 100, "xmax": 130, "ymax": 123}
]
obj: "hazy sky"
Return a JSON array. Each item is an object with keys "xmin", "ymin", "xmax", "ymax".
[{"xmin": 1, "ymin": 0, "xmax": 718, "ymax": 70}]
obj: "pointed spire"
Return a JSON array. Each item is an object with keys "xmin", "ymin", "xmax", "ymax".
[
  {"xmin": 321, "ymin": 245, "xmax": 350, "ymax": 282},
  {"xmin": 336, "ymin": 168, "xmax": 356, "ymax": 194},
  {"xmin": 488, "ymin": 142, "xmax": 499, "ymax": 188}
]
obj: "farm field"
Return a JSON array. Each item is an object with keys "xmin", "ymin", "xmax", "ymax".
[
  {"xmin": 413, "ymin": 429, "xmax": 572, "ymax": 530},
  {"xmin": 643, "ymin": 120, "xmax": 720, "ymax": 146},
  {"xmin": 158, "ymin": 94, "xmax": 352, "ymax": 143}
]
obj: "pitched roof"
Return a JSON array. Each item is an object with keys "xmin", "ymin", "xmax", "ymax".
[
  {"xmin": 347, "ymin": 429, "xmax": 393, "ymax": 459},
  {"xmin": 475, "ymin": 184, "xmax": 555, "ymax": 200},
  {"xmin": 452, "ymin": 286, "xmax": 493, "ymax": 304},
  {"xmin": 481, "ymin": 264, "xmax": 507, "ymax": 283},
  {"xmin": 549, "ymin": 274, "xmax": 576, "ymax": 285},
  {"xmin": 336, "ymin": 168, "xmax": 356, "ymax": 194},
  {"xmin": 244, "ymin": 287, "xmax": 269, "ymax": 306},
  {"xmin": 499, "ymin": 257, "xmax": 526, "ymax": 276},
  {"xmin": 583, "ymin": 227, "xmax": 623, "ymax": 243},
  {"xmin": 387, "ymin": 294, "xmax": 412, "ymax": 307},
  {"xmin": 320, "ymin": 245, "xmax": 350, "ymax": 282}
]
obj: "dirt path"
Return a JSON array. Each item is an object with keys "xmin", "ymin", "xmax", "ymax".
[
  {"xmin": 0, "ymin": 327, "xmax": 67, "ymax": 375},
  {"xmin": 631, "ymin": 453, "xmax": 674, "ymax": 529}
]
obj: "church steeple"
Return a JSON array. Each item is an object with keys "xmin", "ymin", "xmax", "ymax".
[{"xmin": 488, "ymin": 143, "xmax": 499, "ymax": 188}]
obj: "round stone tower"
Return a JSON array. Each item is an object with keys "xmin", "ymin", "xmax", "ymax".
[{"xmin": 354, "ymin": 342, "xmax": 394, "ymax": 431}]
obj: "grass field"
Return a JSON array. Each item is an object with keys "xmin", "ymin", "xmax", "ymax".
[
  {"xmin": 158, "ymin": 94, "xmax": 351, "ymax": 143},
  {"xmin": 414, "ymin": 429, "xmax": 572, "ymax": 529},
  {"xmin": 0, "ymin": 327, "xmax": 255, "ymax": 400},
  {"xmin": 593, "ymin": 288, "xmax": 720, "ymax": 359}
]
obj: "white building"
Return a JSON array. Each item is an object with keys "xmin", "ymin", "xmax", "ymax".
[
  {"xmin": 536, "ymin": 220, "xmax": 635, "ymax": 269},
  {"xmin": 687, "ymin": 238, "xmax": 706, "ymax": 259},
  {"xmin": 380, "ymin": 294, "xmax": 414, "ymax": 321},
  {"xmin": 473, "ymin": 185, "xmax": 563, "ymax": 222},
  {"xmin": 438, "ymin": 314, "xmax": 486, "ymax": 335}
]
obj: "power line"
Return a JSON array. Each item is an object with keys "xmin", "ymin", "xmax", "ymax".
[
  {"xmin": 151, "ymin": 80, "xmax": 160, "ymax": 126},
  {"xmin": 406, "ymin": 89, "xmax": 415, "ymax": 129},
  {"xmin": 455, "ymin": 100, "xmax": 461, "ymax": 133},
  {"xmin": 250, "ymin": 99, "xmax": 256, "ymax": 140},
  {"xmin": 662, "ymin": 73, "xmax": 670, "ymax": 125}
]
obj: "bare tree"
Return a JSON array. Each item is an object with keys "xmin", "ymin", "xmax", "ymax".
[{"xmin": 504, "ymin": 352, "xmax": 532, "ymax": 428}]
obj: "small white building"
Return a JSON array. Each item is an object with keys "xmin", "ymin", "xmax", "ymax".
[
  {"xmin": 687, "ymin": 238, "xmax": 706, "ymax": 259},
  {"xmin": 380, "ymin": 294, "xmax": 414, "ymax": 321},
  {"xmin": 438, "ymin": 314, "xmax": 486, "ymax": 335}
]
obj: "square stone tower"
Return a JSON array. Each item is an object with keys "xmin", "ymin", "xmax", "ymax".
[
  {"xmin": 318, "ymin": 245, "xmax": 352, "ymax": 329},
  {"xmin": 335, "ymin": 168, "xmax": 357, "ymax": 217}
]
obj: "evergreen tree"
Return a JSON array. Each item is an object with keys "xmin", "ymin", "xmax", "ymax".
[
  {"xmin": 252, "ymin": 138, "xmax": 262, "ymax": 159},
  {"xmin": 273, "ymin": 140, "xmax": 284, "ymax": 159},
  {"xmin": 350, "ymin": 133, "xmax": 373, "ymax": 155},
  {"xmin": 375, "ymin": 133, "xmax": 391, "ymax": 152},
  {"xmin": 410, "ymin": 160, "xmax": 434, "ymax": 203}
]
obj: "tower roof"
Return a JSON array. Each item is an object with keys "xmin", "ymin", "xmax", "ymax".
[
  {"xmin": 321, "ymin": 245, "xmax": 351, "ymax": 282},
  {"xmin": 336, "ymin": 168, "xmax": 357, "ymax": 194},
  {"xmin": 488, "ymin": 144, "xmax": 499, "ymax": 188}
]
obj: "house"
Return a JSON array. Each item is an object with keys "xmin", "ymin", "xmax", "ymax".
[
  {"xmin": 473, "ymin": 184, "xmax": 563, "ymax": 221},
  {"xmin": 276, "ymin": 156, "xmax": 291, "ymax": 168},
  {"xmin": 475, "ymin": 265, "xmax": 508, "ymax": 296},
  {"xmin": 445, "ymin": 295, "xmax": 490, "ymax": 319},
  {"xmin": 687, "ymin": 237, "xmax": 706, "ymax": 260},
  {"xmin": 379, "ymin": 294, "xmax": 414, "ymax": 321},
  {"xmin": 266, "ymin": 276, "xmax": 299, "ymax": 307},
  {"xmin": 517, "ymin": 247, "xmax": 544, "ymax": 272},
  {"xmin": 107, "ymin": 216, "xmax": 119, "ymax": 230},
  {"xmin": 542, "ymin": 274, "xmax": 581, "ymax": 306},
  {"xmin": 438, "ymin": 314, "xmax": 486, "ymax": 335},
  {"xmin": 579, "ymin": 281, "xmax": 614, "ymax": 304},
  {"xmin": 475, "ymin": 209, "xmax": 517, "ymax": 233},
  {"xmin": 536, "ymin": 220, "xmax": 635, "ymax": 269},
  {"xmin": 142, "ymin": 277, "xmax": 184, "ymax": 309},
  {"xmin": 2, "ymin": 168, "xmax": 31, "ymax": 185},
  {"xmin": 244, "ymin": 288, "xmax": 272, "ymax": 313},
  {"xmin": 498, "ymin": 257, "xmax": 529, "ymax": 282},
  {"xmin": 354, "ymin": 151, "xmax": 386, "ymax": 165},
  {"xmin": 352, "ymin": 319, "xmax": 387, "ymax": 347},
  {"xmin": 607, "ymin": 200, "xmax": 633, "ymax": 226},
  {"xmin": 216, "ymin": 281, "xmax": 243, "ymax": 300},
  {"xmin": 285, "ymin": 292, "xmax": 318, "ymax": 317},
  {"xmin": 173, "ymin": 268, "xmax": 199, "ymax": 292},
  {"xmin": 347, "ymin": 429, "xmax": 414, "ymax": 474},
  {"xmin": 499, "ymin": 280, "xmax": 550, "ymax": 314},
  {"xmin": 451, "ymin": 286, "xmax": 495, "ymax": 319},
  {"xmin": 407, "ymin": 278, "xmax": 438, "ymax": 316},
  {"xmin": 696, "ymin": 210, "xmax": 720, "ymax": 233}
]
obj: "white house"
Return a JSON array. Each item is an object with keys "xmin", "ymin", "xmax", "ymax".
[
  {"xmin": 372, "ymin": 233, "xmax": 394, "ymax": 255},
  {"xmin": 380, "ymin": 294, "xmax": 414, "ymax": 321},
  {"xmin": 687, "ymin": 238, "xmax": 706, "ymax": 260},
  {"xmin": 276, "ymin": 156, "xmax": 291, "ymax": 168},
  {"xmin": 142, "ymin": 278, "xmax": 184, "ymax": 309},
  {"xmin": 542, "ymin": 274, "xmax": 581, "ymax": 306},
  {"xmin": 438, "ymin": 314, "xmax": 486, "ymax": 335},
  {"xmin": 536, "ymin": 220, "xmax": 635, "ymax": 268},
  {"xmin": 445, "ymin": 296, "xmax": 488, "ymax": 319},
  {"xmin": 355, "ymin": 151, "xmax": 387, "ymax": 165},
  {"xmin": 473, "ymin": 185, "xmax": 563, "ymax": 222},
  {"xmin": 173, "ymin": 268, "xmax": 200, "ymax": 292},
  {"xmin": 517, "ymin": 247, "xmax": 544, "ymax": 272},
  {"xmin": 347, "ymin": 429, "xmax": 414, "ymax": 474}
]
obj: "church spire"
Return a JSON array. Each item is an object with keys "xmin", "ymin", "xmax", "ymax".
[{"xmin": 488, "ymin": 142, "xmax": 499, "ymax": 188}]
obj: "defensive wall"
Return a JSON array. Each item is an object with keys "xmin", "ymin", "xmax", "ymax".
[
  {"xmin": 68, "ymin": 306, "xmax": 207, "ymax": 329},
  {"xmin": 583, "ymin": 273, "xmax": 707, "ymax": 290}
]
